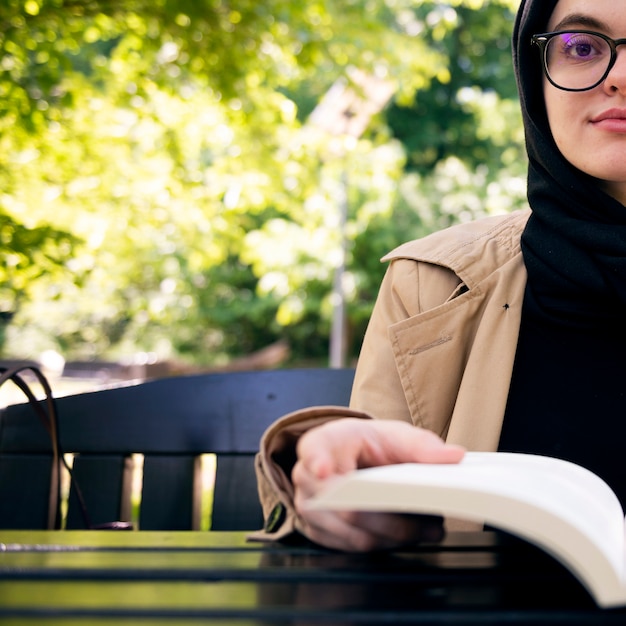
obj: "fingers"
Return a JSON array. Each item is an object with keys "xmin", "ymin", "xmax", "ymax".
[
  {"xmin": 296, "ymin": 418, "xmax": 464, "ymax": 482},
  {"xmin": 295, "ymin": 508, "xmax": 387, "ymax": 551},
  {"xmin": 296, "ymin": 508, "xmax": 444, "ymax": 552},
  {"xmin": 291, "ymin": 418, "xmax": 464, "ymax": 551},
  {"xmin": 293, "ymin": 450, "xmax": 443, "ymax": 548}
]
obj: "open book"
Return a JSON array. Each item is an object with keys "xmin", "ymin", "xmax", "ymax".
[{"xmin": 307, "ymin": 451, "xmax": 626, "ymax": 608}]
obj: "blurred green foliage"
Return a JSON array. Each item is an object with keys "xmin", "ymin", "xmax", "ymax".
[{"xmin": 1, "ymin": 0, "xmax": 525, "ymax": 367}]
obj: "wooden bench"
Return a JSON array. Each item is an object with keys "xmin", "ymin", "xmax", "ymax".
[{"xmin": 0, "ymin": 367, "xmax": 355, "ymax": 531}]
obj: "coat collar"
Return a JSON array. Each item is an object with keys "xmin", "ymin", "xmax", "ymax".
[{"xmin": 382, "ymin": 209, "xmax": 530, "ymax": 291}]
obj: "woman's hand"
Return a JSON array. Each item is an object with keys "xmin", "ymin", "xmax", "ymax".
[{"xmin": 292, "ymin": 418, "xmax": 465, "ymax": 551}]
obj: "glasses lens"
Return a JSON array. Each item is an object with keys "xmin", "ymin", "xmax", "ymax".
[{"xmin": 544, "ymin": 32, "xmax": 611, "ymax": 90}]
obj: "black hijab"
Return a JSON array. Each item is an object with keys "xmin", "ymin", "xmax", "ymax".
[
  {"xmin": 513, "ymin": 0, "xmax": 626, "ymax": 332},
  {"xmin": 499, "ymin": 0, "xmax": 626, "ymax": 504}
]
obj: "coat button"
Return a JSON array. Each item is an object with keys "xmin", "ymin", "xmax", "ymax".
[{"xmin": 264, "ymin": 503, "xmax": 286, "ymax": 533}]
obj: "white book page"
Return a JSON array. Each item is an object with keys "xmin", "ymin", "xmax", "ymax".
[{"xmin": 308, "ymin": 452, "xmax": 626, "ymax": 607}]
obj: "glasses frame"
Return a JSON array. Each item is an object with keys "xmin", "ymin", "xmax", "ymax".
[{"xmin": 532, "ymin": 30, "xmax": 626, "ymax": 92}]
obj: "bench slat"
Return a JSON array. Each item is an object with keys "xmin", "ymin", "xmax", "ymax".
[
  {"xmin": 66, "ymin": 455, "xmax": 133, "ymax": 529},
  {"xmin": 140, "ymin": 456, "xmax": 200, "ymax": 530},
  {"xmin": 211, "ymin": 455, "xmax": 263, "ymax": 531},
  {"xmin": 0, "ymin": 455, "xmax": 55, "ymax": 529}
]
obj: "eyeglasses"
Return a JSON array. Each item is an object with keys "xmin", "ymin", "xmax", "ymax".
[{"xmin": 532, "ymin": 30, "xmax": 626, "ymax": 92}]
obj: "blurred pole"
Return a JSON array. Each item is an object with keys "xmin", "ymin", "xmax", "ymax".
[
  {"xmin": 329, "ymin": 167, "xmax": 349, "ymax": 369},
  {"xmin": 308, "ymin": 70, "xmax": 395, "ymax": 369}
]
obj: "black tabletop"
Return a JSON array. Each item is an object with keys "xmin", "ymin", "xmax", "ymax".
[{"xmin": 1, "ymin": 530, "xmax": 626, "ymax": 624}]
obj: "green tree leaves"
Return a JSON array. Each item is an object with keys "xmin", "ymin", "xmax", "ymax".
[{"xmin": 1, "ymin": 0, "xmax": 525, "ymax": 366}]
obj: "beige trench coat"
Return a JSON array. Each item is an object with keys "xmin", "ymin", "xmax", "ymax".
[{"xmin": 251, "ymin": 208, "xmax": 531, "ymax": 541}]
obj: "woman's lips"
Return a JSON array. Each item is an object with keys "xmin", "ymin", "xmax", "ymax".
[{"xmin": 591, "ymin": 109, "xmax": 626, "ymax": 132}]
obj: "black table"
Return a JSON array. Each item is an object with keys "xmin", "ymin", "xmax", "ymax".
[{"xmin": 1, "ymin": 529, "xmax": 626, "ymax": 624}]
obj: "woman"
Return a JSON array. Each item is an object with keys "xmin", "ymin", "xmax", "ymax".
[{"xmin": 252, "ymin": 0, "xmax": 626, "ymax": 550}]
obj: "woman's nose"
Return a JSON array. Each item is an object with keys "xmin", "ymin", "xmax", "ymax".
[{"xmin": 604, "ymin": 48, "xmax": 626, "ymax": 94}]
